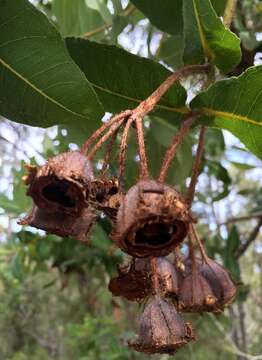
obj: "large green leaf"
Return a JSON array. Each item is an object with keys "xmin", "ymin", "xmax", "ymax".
[
  {"xmin": 191, "ymin": 66, "xmax": 262, "ymax": 160},
  {"xmin": 52, "ymin": 0, "xmax": 106, "ymax": 37},
  {"xmin": 183, "ymin": 0, "xmax": 241, "ymax": 73},
  {"xmin": 0, "ymin": 0, "xmax": 103, "ymax": 130},
  {"xmin": 130, "ymin": 0, "xmax": 183, "ymax": 36},
  {"xmin": 66, "ymin": 38, "xmax": 187, "ymax": 121}
]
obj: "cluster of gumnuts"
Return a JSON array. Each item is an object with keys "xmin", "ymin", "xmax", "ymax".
[{"xmin": 20, "ymin": 65, "xmax": 237, "ymax": 355}]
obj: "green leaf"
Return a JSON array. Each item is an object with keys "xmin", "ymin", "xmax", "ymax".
[
  {"xmin": 183, "ymin": 0, "xmax": 241, "ymax": 73},
  {"xmin": 52, "ymin": 0, "xmax": 106, "ymax": 37},
  {"xmin": 206, "ymin": 160, "xmax": 231, "ymax": 201},
  {"xmin": 210, "ymin": 0, "xmax": 227, "ymax": 16},
  {"xmin": 66, "ymin": 38, "xmax": 187, "ymax": 122},
  {"xmin": 224, "ymin": 226, "xmax": 241, "ymax": 281},
  {"xmin": 0, "ymin": 0, "xmax": 103, "ymax": 130},
  {"xmin": 230, "ymin": 161, "xmax": 256, "ymax": 170},
  {"xmin": 191, "ymin": 66, "xmax": 262, "ymax": 160},
  {"xmin": 130, "ymin": 0, "xmax": 183, "ymax": 36},
  {"xmin": 156, "ymin": 35, "xmax": 184, "ymax": 70}
]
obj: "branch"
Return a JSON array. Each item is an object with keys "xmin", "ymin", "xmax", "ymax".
[
  {"xmin": 235, "ymin": 217, "xmax": 262, "ymax": 259},
  {"xmin": 158, "ymin": 113, "xmax": 198, "ymax": 182},
  {"xmin": 220, "ymin": 213, "xmax": 262, "ymax": 225},
  {"xmin": 186, "ymin": 126, "xmax": 206, "ymax": 206}
]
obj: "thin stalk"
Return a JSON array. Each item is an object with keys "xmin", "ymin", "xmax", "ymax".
[
  {"xmin": 101, "ymin": 127, "xmax": 119, "ymax": 176},
  {"xmin": 135, "ymin": 117, "xmax": 149, "ymax": 179},
  {"xmin": 186, "ymin": 126, "xmax": 206, "ymax": 206},
  {"xmin": 118, "ymin": 117, "xmax": 133, "ymax": 184},
  {"xmin": 158, "ymin": 113, "xmax": 198, "ymax": 182},
  {"xmin": 81, "ymin": 110, "xmax": 131, "ymax": 155},
  {"xmin": 190, "ymin": 224, "xmax": 209, "ymax": 263},
  {"xmin": 87, "ymin": 117, "xmax": 126, "ymax": 160},
  {"xmin": 131, "ymin": 64, "xmax": 210, "ymax": 120}
]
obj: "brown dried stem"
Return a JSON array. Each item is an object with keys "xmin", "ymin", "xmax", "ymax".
[
  {"xmin": 81, "ymin": 110, "xmax": 132, "ymax": 155},
  {"xmin": 158, "ymin": 113, "xmax": 199, "ymax": 182},
  {"xmin": 130, "ymin": 64, "xmax": 210, "ymax": 120},
  {"xmin": 186, "ymin": 126, "xmax": 206, "ymax": 206},
  {"xmin": 101, "ymin": 127, "xmax": 119, "ymax": 176},
  {"xmin": 118, "ymin": 116, "xmax": 134, "ymax": 184},
  {"xmin": 190, "ymin": 224, "xmax": 209, "ymax": 263},
  {"xmin": 135, "ymin": 117, "xmax": 149, "ymax": 179},
  {"xmin": 87, "ymin": 117, "xmax": 126, "ymax": 160}
]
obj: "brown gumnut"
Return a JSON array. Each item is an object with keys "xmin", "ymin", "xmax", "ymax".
[
  {"xmin": 108, "ymin": 258, "xmax": 151, "ymax": 301},
  {"xmin": 111, "ymin": 180, "xmax": 192, "ymax": 257},
  {"xmin": 26, "ymin": 151, "xmax": 94, "ymax": 213},
  {"xmin": 129, "ymin": 296, "xmax": 195, "ymax": 354},
  {"xmin": 19, "ymin": 205, "xmax": 95, "ymax": 243},
  {"xmin": 109, "ymin": 257, "xmax": 179, "ymax": 302},
  {"xmin": 89, "ymin": 178, "xmax": 121, "ymax": 220},
  {"xmin": 200, "ymin": 258, "xmax": 237, "ymax": 309},
  {"xmin": 178, "ymin": 257, "xmax": 237, "ymax": 312},
  {"xmin": 178, "ymin": 270, "xmax": 218, "ymax": 313}
]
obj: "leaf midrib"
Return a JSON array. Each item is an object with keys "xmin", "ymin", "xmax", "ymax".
[
  {"xmin": 90, "ymin": 82, "xmax": 188, "ymax": 114},
  {"xmin": 202, "ymin": 108, "xmax": 262, "ymax": 127},
  {"xmin": 0, "ymin": 56, "xmax": 89, "ymax": 119}
]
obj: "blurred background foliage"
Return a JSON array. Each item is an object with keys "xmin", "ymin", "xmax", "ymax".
[{"xmin": 0, "ymin": 0, "xmax": 262, "ymax": 359}]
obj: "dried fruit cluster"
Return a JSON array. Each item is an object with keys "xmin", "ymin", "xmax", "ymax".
[{"xmin": 20, "ymin": 64, "xmax": 236, "ymax": 355}]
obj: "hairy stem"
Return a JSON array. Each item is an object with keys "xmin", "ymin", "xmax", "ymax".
[
  {"xmin": 131, "ymin": 64, "xmax": 210, "ymax": 120},
  {"xmin": 135, "ymin": 117, "xmax": 149, "ymax": 179},
  {"xmin": 186, "ymin": 126, "xmax": 206, "ymax": 206},
  {"xmin": 87, "ymin": 117, "xmax": 126, "ymax": 160},
  {"xmin": 118, "ymin": 117, "xmax": 133, "ymax": 185},
  {"xmin": 81, "ymin": 110, "xmax": 131, "ymax": 155},
  {"xmin": 158, "ymin": 113, "xmax": 198, "ymax": 182}
]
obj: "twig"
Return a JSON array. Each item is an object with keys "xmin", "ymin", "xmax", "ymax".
[
  {"xmin": 131, "ymin": 64, "xmax": 210, "ymax": 120},
  {"xmin": 118, "ymin": 116, "xmax": 133, "ymax": 184},
  {"xmin": 87, "ymin": 117, "xmax": 126, "ymax": 160},
  {"xmin": 190, "ymin": 223, "xmax": 209, "ymax": 263},
  {"xmin": 81, "ymin": 110, "xmax": 131, "ymax": 155},
  {"xmin": 220, "ymin": 213, "xmax": 262, "ymax": 225},
  {"xmin": 135, "ymin": 117, "xmax": 149, "ymax": 179},
  {"xmin": 158, "ymin": 113, "xmax": 198, "ymax": 182},
  {"xmin": 101, "ymin": 127, "xmax": 119, "ymax": 175},
  {"xmin": 235, "ymin": 217, "xmax": 262, "ymax": 259},
  {"xmin": 186, "ymin": 126, "xmax": 206, "ymax": 206},
  {"xmin": 224, "ymin": 0, "xmax": 238, "ymax": 28}
]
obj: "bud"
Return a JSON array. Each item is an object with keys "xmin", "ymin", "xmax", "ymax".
[
  {"xmin": 129, "ymin": 296, "xmax": 195, "ymax": 354},
  {"xmin": 111, "ymin": 180, "xmax": 191, "ymax": 257},
  {"xmin": 26, "ymin": 151, "xmax": 93, "ymax": 213},
  {"xmin": 19, "ymin": 205, "xmax": 95, "ymax": 243}
]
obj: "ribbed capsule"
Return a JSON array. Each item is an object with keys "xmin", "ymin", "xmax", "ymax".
[
  {"xmin": 178, "ymin": 271, "xmax": 218, "ymax": 313},
  {"xmin": 178, "ymin": 257, "xmax": 237, "ymax": 312},
  {"xmin": 20, "ymin": 205, "xmax": 95, "ymax": 243},
  {"xmin": 129, "ymin": 296, "xmax": 195, "ymax": 354},
  {"xmin": 111, "ymin": 180, "xmax": 191, "ymax": 257},
  {"xmin": 109, "ymin": 257, "xmax": 179, "ymax": 302},
  {"xmin": 26, "ymin": 151, "xmax": 94, "ymax": 214},
  {"xmin": 108, "ymin": 258, "xmax": 151, "ymax": 301}
]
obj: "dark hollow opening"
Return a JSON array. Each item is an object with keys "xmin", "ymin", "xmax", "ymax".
[
  {"xmin": 42, "ymin": 181, "xmax": 76, "ymax": 208},
  {"xmin": 134, "ymin": 222, "xmax": 178, "ymax": 247}
]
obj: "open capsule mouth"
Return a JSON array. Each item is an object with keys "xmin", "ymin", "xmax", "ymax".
[
  {"xmin": 134, "ymin": 222, "xmax": 177, "ymax": 247},
  {"xmin": 41, "ymin": 179, "xmax": 77, "ymax": 208}
]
